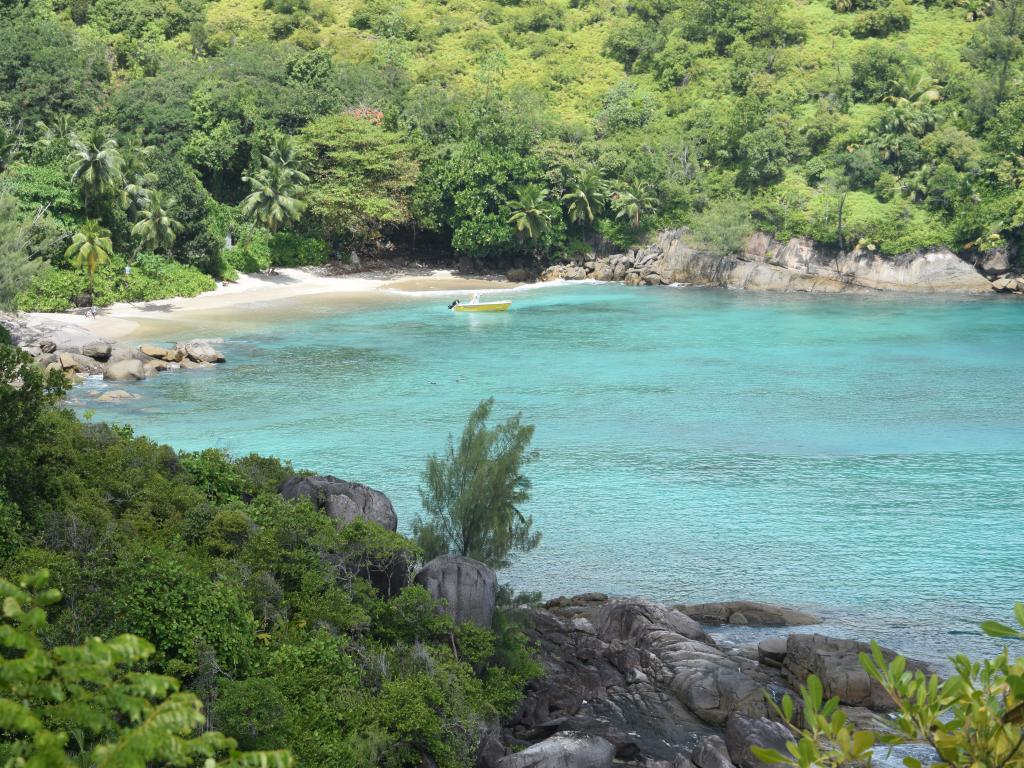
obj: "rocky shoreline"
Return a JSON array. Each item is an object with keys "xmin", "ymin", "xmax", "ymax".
[
  {"xmin": 536, "ymin": 230, "xmax": 1023, "ymax": 295},
  {"xmin": 1, "ymin": 311, "xmax": 226, "ymax": 399},
  {"xmin": 275, "ymin": 473, "xmax": 931, "ymax": 768}
]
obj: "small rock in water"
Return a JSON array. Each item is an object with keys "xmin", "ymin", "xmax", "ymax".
[{"xmin": 97, "ymin": 389, "xmax": 141, "ymax": 402}]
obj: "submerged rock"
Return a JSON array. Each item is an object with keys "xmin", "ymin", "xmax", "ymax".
[
  {"xmin": 677, "ymin": 601, "xmax": 819, "ymax": 627},
  {"xmin": 414, "ymin": 555, "xmax": 497, "ymax": 628},
  {"xmin": 96, "ymin": 389, "xmax": 140, "ymax": 402}
]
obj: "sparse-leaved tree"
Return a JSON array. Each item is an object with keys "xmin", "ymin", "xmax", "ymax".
[{"xmin": 413, "ymin": 398, "xmax": 540, "ymax": 570}]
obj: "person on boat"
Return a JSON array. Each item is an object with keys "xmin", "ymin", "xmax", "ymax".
[{"xmin": 469, "ymin": 293, "xmax": 480, "ymax": 304}]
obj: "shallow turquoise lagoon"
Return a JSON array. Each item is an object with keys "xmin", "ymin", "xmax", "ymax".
[{"xmin": 83, "ymin": 284, "xmax": 1024, "ymax": 663}]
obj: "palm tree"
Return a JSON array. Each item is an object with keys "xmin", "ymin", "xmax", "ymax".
[
  {"xmin": 264, "ymin": 134, "xmax": 309, "ymax": 185},
  {"xmin": 65, "ymin": 219, "xmax": 113, "ymax": 301},
  {"xmin": 35, "ymin": 115, "xmax": 74, "ymax": 147},
  {"xmin": 241, "ymin": 162, "xmax": 307, "ymax": 234},
  {"xmin": 68, "ymin": 129, "xmax": 123, "ymax": 216},
  {"xmin": 132, "ymin": 192, "xmax": 183, "ymax": 254},
  {"xmin": 507, "ymin": 184, "xmax": 552, "ymax": 242},
  {"xmin": 119, "ymin": 136, "xmax": 157, "ymax": 218},
  {"xmin": 612, "ymin": 179, "xmax": 658, "ymax": 229},
  {"xmin": 561, "ymin": 167, "xmax": 608, "ymax": 228}
]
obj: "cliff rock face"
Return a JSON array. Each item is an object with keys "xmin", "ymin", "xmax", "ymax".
[{"xmin": 541, "ymin": 231, "xmax": 1002, "ymax": 294}]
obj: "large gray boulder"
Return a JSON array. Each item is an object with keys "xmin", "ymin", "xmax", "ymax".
[
  {"xmin": 677, "ymin": 601, "xmax": 819, "ymax": 627},
  {"xmin": 81, "ymin": 340, "xmax": 112, "ymax": 361},
  {"xmin": 783, "ymin": 634, "xmax": 928, "ymax": 710},
  {"xmin": 691, "ymin": 736, "xmax": 736, "ymax": 768},
  {"xmin": 104, "ymin": 359, "xmax": 146, "ymax": 381},
  {"xmin": 724, "ymin": 713, "xmax": 792, "ymax": 768},
  {"xmin": 278, "ymin": 475, "xmax": 398, "ymax": 531},
  {"xmin": 496, "ymin": 734, "xmax": 614, "ymax": 768},
  {"xmin": 414, "ymin": 555, "xmax": 497, "ymax": 628},
  {"xmin": 181, "ymin": 340, "xmax": 225, "ymax": 363}
]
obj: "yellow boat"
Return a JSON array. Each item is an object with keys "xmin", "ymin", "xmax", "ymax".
[{"xmin": 449, "ymin": 294, "xmax": 512, "ymax": 312}]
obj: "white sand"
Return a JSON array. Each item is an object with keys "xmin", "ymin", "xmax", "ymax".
[{"xmin": 26, "ymin": 268, "xmax": 511, "ymax": 340}]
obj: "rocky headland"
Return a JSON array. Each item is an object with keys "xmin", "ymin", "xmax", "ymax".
[
  {"xmin": 270, "ymin": 472, "xmax": 930, "ymax": 768},
  {"xmin": 537, "ymin": 231, "xmax": 1023, "ymax": 295}
]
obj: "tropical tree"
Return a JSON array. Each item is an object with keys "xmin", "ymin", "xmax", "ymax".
[
  {"xmin": 131, "ymin": 191, "xmax": 183, "ymax": 254},
  {"xmin": 35, "ymin": 114, "xmax": 74, "ymax": 146},
  {"xmin": 65, "ymin": 219, "xmax": 113, "ymax": 299},
  {"xmin": 241, "ymin": 160, "xmax": 307, "ymax": 235},
  {"xmin": 0, "ymin": 194, "xmax": 49, "ymax": 311},
  {"xmin": 507, "ymin": 183, "xmax": 552, "ymax": 242},
  {"xmin": 412, "ymin": 398, "xmax": 540, "ymax": 570},
  {"xmin": 0, "ymin": 119, "xmax": 25, "ymax": 172},
  {"xmin": 561, "ymin": 166, "xmax": 608, "ymax": 228},
  {"xmin": 119, "ymin": 135, "xmax": 157, "ymax": 218},
  {"xmin": 612, "ymin": 178, "xmax": 659, "ymax": 229},
  {"xmin": 68, "ymin": 128, "xmax": 123, "ymax": 216},
  {"xmin": 265, "ymin": 133, "xmax": 308, "ymax": 184}
]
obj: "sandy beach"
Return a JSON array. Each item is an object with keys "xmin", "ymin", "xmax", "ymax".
[{"xmin": 26, "ymin": 268, "xmax": 513, "ymax": 341}]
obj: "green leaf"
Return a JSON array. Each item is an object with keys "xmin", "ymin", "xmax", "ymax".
[
  {"xmin": 1014, "ymin": 602, "xmax": 1024, "ymax": 630},
  {"xmin": 852, "ymin": 730, "xmax": 876, "ymax": 755},
  {"xmin": 782, "ymin": 694, "xmax": 793, "ymax": 722},
  {"xmin": 752, "ymin": 747, "xmax": 791, "ymax": 766},
  {"xmin": 981, "ymin": 620, "xmax": 1019, "ymax": 638}
]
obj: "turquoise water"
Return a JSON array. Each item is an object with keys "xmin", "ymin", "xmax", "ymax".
[{"xmin": 82, "ymin": 284, "xmax": 1024, "ymax": 664}]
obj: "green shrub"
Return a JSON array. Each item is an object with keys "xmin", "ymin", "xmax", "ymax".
[
  {"xmin": 224, "ymin": 224, "xmax": 271, "ymax": 273},
  {"xmin": 0, "ymin": 325, "xmax": 11, "ymax": 347},
  {"xmin": 690, "ymin": 200, "xmax": 755, "ymax": 255},
  {"xmin": 269, "ymin": 233, "xmax": 329, "ymax": 267},
  {"xmin": 850, "ymin": 0, "xmax": 912, "ymax": 39},
  {"xmin": 16, "ymin": 255, "xmax": 216, "ymax": 312}
]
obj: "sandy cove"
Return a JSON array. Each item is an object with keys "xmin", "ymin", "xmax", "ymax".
[{"xmin": 24, "ymin": 268, "xmax": 514, "ymax": 341}]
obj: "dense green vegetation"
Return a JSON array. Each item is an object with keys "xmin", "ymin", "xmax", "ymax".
[
  {"xmin": 1, "ymin": 0, "xmax": 1023, "ymax": 308},
  {"xmin": 754, "ymin": 612, "xmax": 1024, "ymax": 768},
  {"xmin": 0, "ymin": 345, "xmax": 540, "ymax": 767}
]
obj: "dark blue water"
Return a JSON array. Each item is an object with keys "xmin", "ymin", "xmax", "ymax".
[{"xmin": 81, "ymin": 284, "xmax": 1024, "ymax": 664}]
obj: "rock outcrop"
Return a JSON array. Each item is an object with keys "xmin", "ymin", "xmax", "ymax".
[
  {"xmin": 278, "ymin": 475, "xmax": 398, "ymax": 531},
  {"xmin": 506, "ymin": 596, "xmax": 780, "ymax": 763},
  {"xmin": 495, "ymin": 734, "xmax": 614, "ymax": 768},
  {"xmin": 498, "ymin": 595, "xmax": 927, "ymax": 765},
  {"xmin": 783, "ymin": 633, "xmax": 929, "ymax": 710},
  {"xmin": 414, "ymin": 555, "xmax": 497, "ymax": 628},
  {"xmin": 540, "ymin": 230, "xmax": 1010, "ymax": 294},
  {"xmin": 677, "ymin": 601, "xmax": 819, "ymax": 627},
  {"xmin": 0, "ymin": 313, "xmax": 228, "ymax": 386}
]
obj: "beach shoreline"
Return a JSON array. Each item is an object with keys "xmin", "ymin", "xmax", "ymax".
[{"xmin": 23, "ymin": 267, "xmax": 516, "ymax": 341}]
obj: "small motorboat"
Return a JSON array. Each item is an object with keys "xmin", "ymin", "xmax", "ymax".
[{"xmin": 448, "ymin": 293, "xmax": 512, "ymax": 312}]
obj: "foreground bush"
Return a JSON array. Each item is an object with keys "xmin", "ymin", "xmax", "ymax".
[{"xmin": 0, "ymin": 570, "xmax": 293, "ymax": 768}]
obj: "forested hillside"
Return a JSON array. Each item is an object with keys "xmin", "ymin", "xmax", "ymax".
[{"xmin": 1, "ymin": 0, "xmax": 1022, "ymax": 308}]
